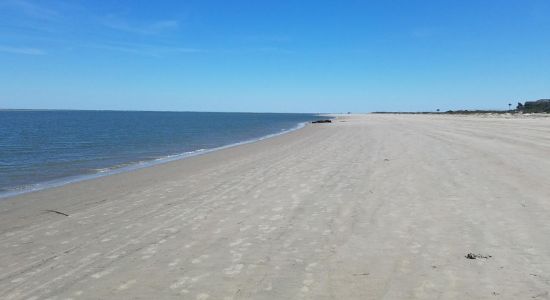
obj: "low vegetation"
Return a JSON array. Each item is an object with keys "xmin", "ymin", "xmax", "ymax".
[{"xmin": 372, "ymin": 99, "xmax": 550, "ymax": 114}]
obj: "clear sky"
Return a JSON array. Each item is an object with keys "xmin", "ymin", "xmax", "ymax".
[{"xmin": 1, "ymin": 0, "xmax": 549, "ymax": 113}]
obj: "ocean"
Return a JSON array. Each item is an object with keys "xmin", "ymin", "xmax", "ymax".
[{"xmin": 0, "ymin": 110, "xmax": 324, "ymax": 197}]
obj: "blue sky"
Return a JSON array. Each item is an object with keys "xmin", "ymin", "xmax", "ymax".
[{"xmin": 1, "ymin": 0, "xmax": 549, "ymax": 112}]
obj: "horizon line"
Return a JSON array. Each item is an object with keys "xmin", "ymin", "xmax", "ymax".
[{"xmin": 0, "ymin": 108, "xmax": 336, "ymax": 114}]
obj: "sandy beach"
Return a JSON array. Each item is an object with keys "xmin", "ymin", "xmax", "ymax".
[{"xmin": 1, "ymin": 114, "xmax": 550, "ymax": 299}]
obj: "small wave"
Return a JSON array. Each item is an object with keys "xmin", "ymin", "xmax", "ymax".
[{"xmin": 0, "ymin": 122, "xmax": 308, "ymax": 199}]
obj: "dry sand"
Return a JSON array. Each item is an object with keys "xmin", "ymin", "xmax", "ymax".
[{"xmin": 1, "ymin": 114, "xmax": 550, "ymax": 299}]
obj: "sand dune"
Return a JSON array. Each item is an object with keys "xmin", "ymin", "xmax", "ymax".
[{"xmin": 1, "ymin": 114, "xmax": 550, "ymax": 299}]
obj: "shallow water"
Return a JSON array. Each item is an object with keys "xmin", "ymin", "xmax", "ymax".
[{"xmin": 0, "ymin": 110, "xmax": 323, "ymax": 196}]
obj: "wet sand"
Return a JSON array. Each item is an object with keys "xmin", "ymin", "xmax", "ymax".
[{"xmin": 1, "ymin": 114, "xmax": 550, "ymax": 299}]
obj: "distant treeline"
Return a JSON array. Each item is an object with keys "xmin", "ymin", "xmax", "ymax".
[
  {"xmin": 519, "ymin": 99, "xmax": 550, "ymax": 113},
  {"xmin": 372, "ymin": 99, "xmax": 550, "ymax": 114}
]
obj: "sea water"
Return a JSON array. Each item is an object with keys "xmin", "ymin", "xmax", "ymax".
[{"xmin": 0, "ymin": 110, "xmax": 324, "ymax": 197}]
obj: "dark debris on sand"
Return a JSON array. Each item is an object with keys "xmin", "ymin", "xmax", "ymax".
[
  {"xmin": 43, "ymin": 209, "xmax": 69, "ymax": 217},
  {"xmin": 465, "ymin": 253, "xmax": 492, "ymax": 260}
]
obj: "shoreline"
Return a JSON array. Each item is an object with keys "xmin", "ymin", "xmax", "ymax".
[
  {"xmin": 0, "ymin": 119, "xmax": 325, "ymax": 230},
  {"xmin": 0, "ymin": 120, "xmax": 312, "ymax": 200}
]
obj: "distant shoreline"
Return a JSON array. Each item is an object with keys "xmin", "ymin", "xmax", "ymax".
[
  {"xmin": 372, "ymin": 109, "xmax": 547, "ymax": 115},
  {"xmin": 372, "ymin": 110, "xmax": 549, "ymax": 115},
  {"xmin": 372, "ymin": 99, "xmax": 550, "ymax": 115}
]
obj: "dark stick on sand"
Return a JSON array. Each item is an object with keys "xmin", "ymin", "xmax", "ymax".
[{"xmin": 43, "ymin": 209, "xmax": 69, "ymax": 217}]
